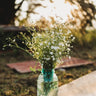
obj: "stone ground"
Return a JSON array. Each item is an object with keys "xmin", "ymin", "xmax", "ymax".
[{"xmin": 58, "ymin": 70, "xmax": 96, "ymax": 96}]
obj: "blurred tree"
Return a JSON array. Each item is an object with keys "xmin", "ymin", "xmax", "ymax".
[
  {"xmin": 0, "ymin": 0, "xmax": 42, "ymax": 25},
  {"xmin": 66, "ymin": 0, "xmax": 96, "ymax": 33},
  {"xmin": 0, "ymin": 0, "xmax": 24, "ymax": 24}
]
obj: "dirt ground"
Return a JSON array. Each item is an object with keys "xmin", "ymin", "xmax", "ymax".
[{"xmin": 0, "ymin": 47, "xmax": 96, "ymax": 96}]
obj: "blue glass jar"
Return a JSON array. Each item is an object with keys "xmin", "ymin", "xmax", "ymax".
[{"xmin": 37, "ymin": 68, "xmax": 58, "ymax": 96}]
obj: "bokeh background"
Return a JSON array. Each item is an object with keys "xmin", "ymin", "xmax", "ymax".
[{"xmin": 0, "ymin": 0, "xmax": 96, "ymax": 96}]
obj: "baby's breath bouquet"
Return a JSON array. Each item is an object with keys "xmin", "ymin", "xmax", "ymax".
[
  {"xmin": 31, "ymin": 24, "xmax": 74, "ymax": 69},
  {"xmin": 5, "ymin": 23, "xmax": 74, "ymax": 70}
]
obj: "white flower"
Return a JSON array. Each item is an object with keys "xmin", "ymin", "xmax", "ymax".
[
  {"xmin": 63, "ymin": 37, "xmax": 65, "ymax": 40},
  {"xmin": 9, "ymin": 44, "xmax": 11, "ymax": 46},
  {"xmin": 37, "ymin": 33, "xmax": 41, "ymax": 36},
  {"xmin": 69, "ymin": 56, "xmax": 71, "ymax": 59},
  {"xmin": 72, "ymin": 37, "xmax": 75, "ymax": 41},
  {"xmin": 59, "ymin": 29, "xmax": 62, "ymax": 32},
  {"xmin": 50, "ymin": 52, "xmax": 53, "ymax": 55},
  {"xmin": 48, "ymin": 42, "xmax": 51, "ymax": 45},
  {"xmin": 51, "ymin": 56, "xmax": 54, "ymax": 58},
  {"xmin": 40, "ymin": 43, "xmax": 43, "ymax": 46},
  {"xmin": 13, "ymin": 39, "xmax": 15, "ymax": 42},
  {"xmin": 59, "ymin": 42, "xmax": 64, "ymax": 46},
  {"xmin": 67, "ymin": 48, "xmax": 70, "ymax": 51},
  {"xmin": 51, "ymin": 46, "xmax": 59, "ymax": 50},
  {"xmin": 22, "ymin": 41, "xmax": 24, "ymax": 43},
  {"xmin": 45, "ymin": 58, "xmax": 50, "ymax": 60},
  {"xmin": 52, "ymin": 57, "xmax": 55, "ymax": 61},
  {"xmin": 67, "ymin": 30, "xmax": 71, "ymax": 34},
  {"xmin": 44, "ymin": 41, "xmax": 47, "ymax": 44},
  {"xmin": 52, "ymin": 31, "xmax": 54, "ymax": 34},
  {"xmin": 59, "ymin": 52, "xmax": 61, "ymax": 55},
  {"xmin": 36, "ymin": 52, "xmax": 39, "ymax": 55}
]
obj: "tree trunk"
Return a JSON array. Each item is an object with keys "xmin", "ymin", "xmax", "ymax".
[{"xmin": 0, "ymin": 0, "xmax": 15, "ymax": 24}]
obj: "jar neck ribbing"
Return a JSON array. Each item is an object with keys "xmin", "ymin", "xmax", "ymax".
[
  {"xmin": 41, "ymin": 68, "xmax": 54, "ymax": 74},
  {"xmin": 41, "ymin": 68, "xmax": 54, "ymax": 82}
]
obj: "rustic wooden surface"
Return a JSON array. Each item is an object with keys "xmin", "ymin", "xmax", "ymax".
[{"xmin": 7, "ymin": 57, "xmax": 93, "ymax": 73}]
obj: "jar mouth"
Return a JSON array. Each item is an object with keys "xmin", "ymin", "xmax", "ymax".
[{"xmin": 41, "ymin": 63, "xmax": 55, "ymax": 70}]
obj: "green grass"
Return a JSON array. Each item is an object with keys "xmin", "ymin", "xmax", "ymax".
[{"xmin": 71, "ymin": 29, "xmax": 96, "ymax": 48}]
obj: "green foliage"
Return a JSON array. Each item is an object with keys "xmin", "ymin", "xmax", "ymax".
[
  {"xmin": 30, "ymin": 67, "xmax": 41, "ymax": 73},
  {"xmin": 0, "ymin": 31, "xmax": 18, "ymax": 51},
  {"xmin": 30, "ymin": 67, "xmax": 37, "ymax": 73},
  {"xmin": 71, "ymin": 29, "xmax": 96, "ymax": 48},
  {"xmin": 3, "ymin": 27, "xmax": 34, "ymax": 56}
]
